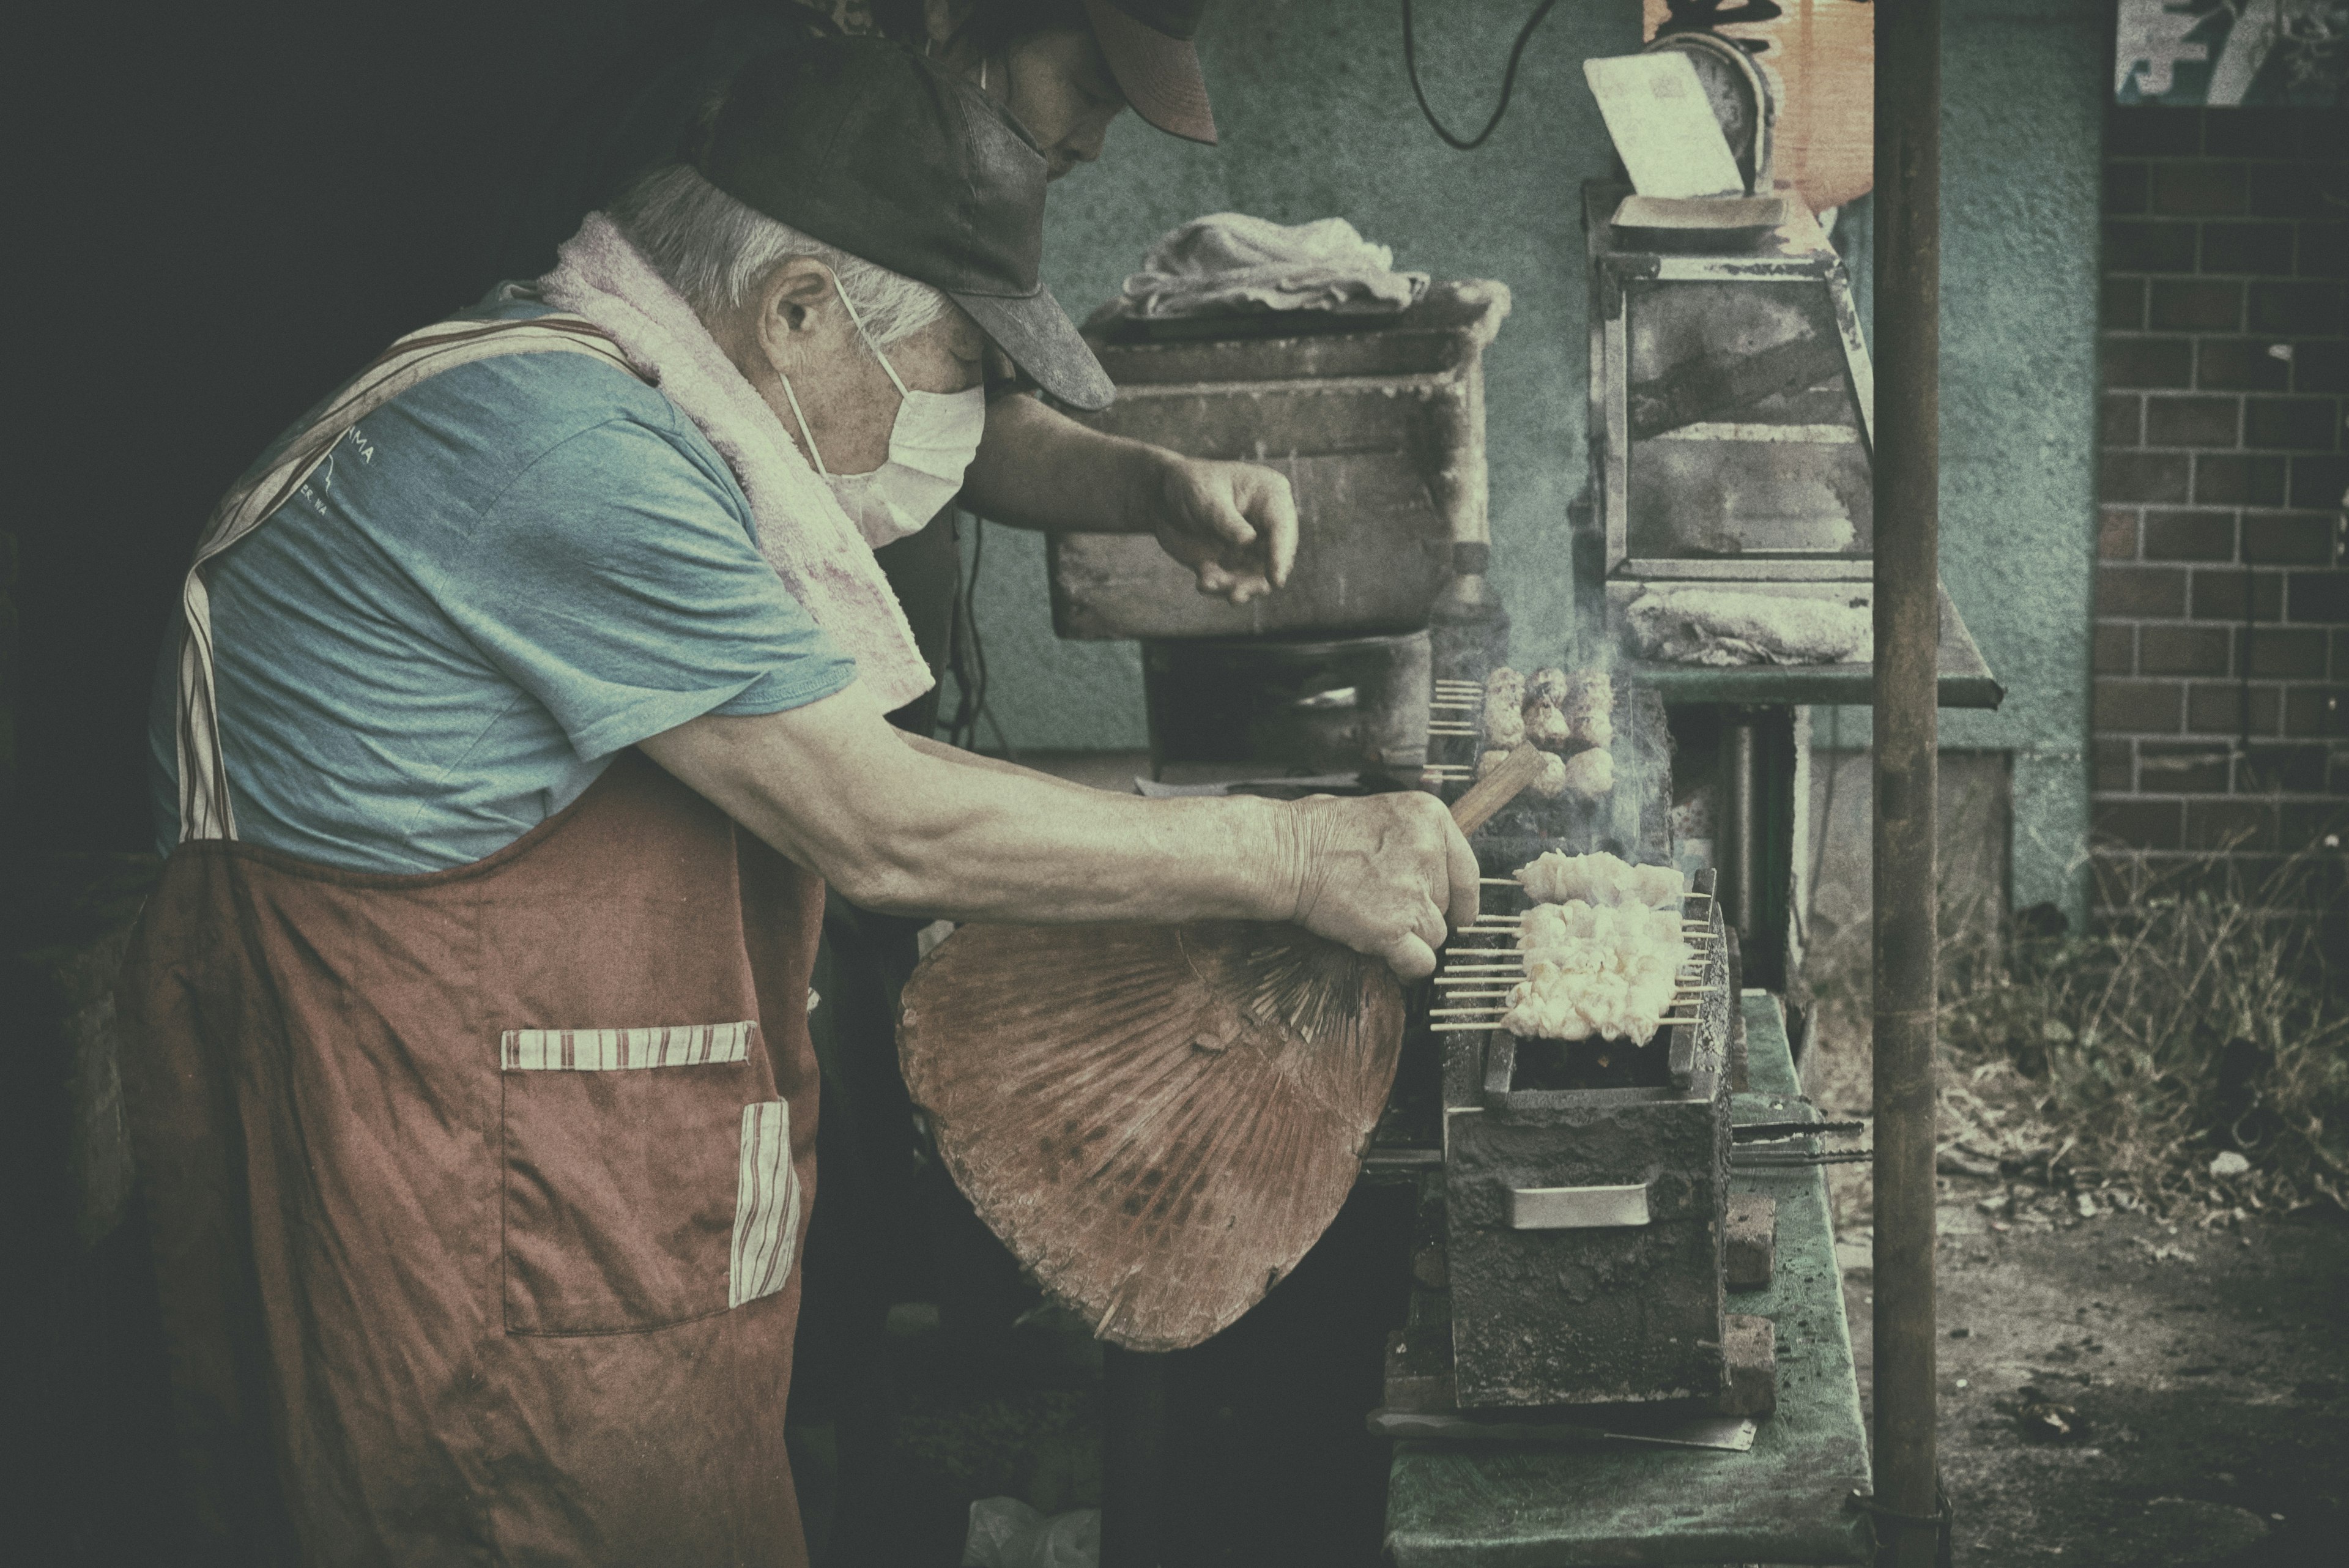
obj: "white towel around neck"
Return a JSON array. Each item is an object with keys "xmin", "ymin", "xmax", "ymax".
[{"xmin": 531, "ymin": 212, "xmax": 934, "ymax": 713}]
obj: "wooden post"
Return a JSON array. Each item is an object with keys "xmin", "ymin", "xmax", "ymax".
[{"xmin": 1872, "ymin": 2, "xmax": 1942, "ymax": 1564}]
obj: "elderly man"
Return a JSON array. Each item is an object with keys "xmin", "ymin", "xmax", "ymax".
[
  {"xmin": 508, "ymin": 10, "xmax": 1283, "ymax": 1549},
  {"xmin": 121, "ymin": 37, "xmax": 1468, "ymax": 1567}
]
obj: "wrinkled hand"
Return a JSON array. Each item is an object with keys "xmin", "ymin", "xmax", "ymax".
[
  {"xmin": 1139, "ymin": 455, "xmax": 1299, "ymax": 604},
  {"xmin": 1280, "ymin": 792, "xmax": 1479, "ymax": 981}
]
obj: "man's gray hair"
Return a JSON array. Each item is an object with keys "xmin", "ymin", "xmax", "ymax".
[{"xmin": 609, "ymin": 164, "xmax": 949, "ymax": 346}]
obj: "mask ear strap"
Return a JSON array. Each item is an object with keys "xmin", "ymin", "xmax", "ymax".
[
  {"xmin": 829, "ymin": 271, "xmax": 911, "ymax": 399},
  {"xmin": 776, "ymin": 370, "xmax": 829, "ymax": 477}
]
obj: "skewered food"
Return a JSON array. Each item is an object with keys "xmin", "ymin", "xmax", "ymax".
[
  {"xmin": 1480, "ymin": 748, "xmax": 1570, "ymax": 797},
  {"xmin": 1516, "ymin": 897, "xmax": 1682, "ymax": 949},
  {"xmin": 1558, "ymin": 748, "xmax": 1614, "ymax": 798},
  {"xmin": 1562, "ymin": 671, "xmax": 1613, "ymax": 721},
  {"xmin": 1514, "ymin": 850, "xmax": 1686, "ymax": 910},
  {"xmin": 1528, "ymin": 751, "xmax": 1569, "ymax": 798},
  {"xmin": 1461, "ymin": 668, "xmax": 1618, "ymax": 804},
  {"xmin": 1483, "ymin": 691, "xmax": 1526, "ymax": 749},
  {"xmin": 1500, "ymin": 897, "xmax": 1690, "ymax": 1044},
  {"xmin": 1502, "ymin": 953, "xmax": 1683, "ymax": 1044}
]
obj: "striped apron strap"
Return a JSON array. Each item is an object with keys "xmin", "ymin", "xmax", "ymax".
[{"xmin": 174, "ymin": 316, "xmax": 644, "ymax": 842}]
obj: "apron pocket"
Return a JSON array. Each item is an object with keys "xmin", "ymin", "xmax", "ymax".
[
  {"xmin": 500, "ymin": 1021, "xmax": 782, "ymax": 1334},
  {"xmin": 729, "ymin": 1101, "xmax": 801, "ymax": 1309}
]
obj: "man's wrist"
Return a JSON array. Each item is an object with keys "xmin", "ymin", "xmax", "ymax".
[
  {"xmin": 1243, "ymin": 796, "xmax": 1315, "ymax": 926},
  {"xmin": 1116, "ymin": 442, "xmax": 1179, "ymax": 536}
]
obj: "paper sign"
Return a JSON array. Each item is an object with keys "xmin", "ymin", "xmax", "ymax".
[{"xmin": 1583, "ymin": 53, "xmax": 1747, "ymax": 199}]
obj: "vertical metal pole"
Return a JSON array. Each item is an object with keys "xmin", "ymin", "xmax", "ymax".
[
  {"xmin": 1721, "ymin": 713, "xmax": 1762, "ymax": 948},
  {"xmin": 1873, "ymin": 2, "xmax": 1942, "ymax": 1566}
]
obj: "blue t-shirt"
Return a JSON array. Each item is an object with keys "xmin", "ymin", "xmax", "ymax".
[{"xmin": 149, "ymin": 301, "xmax": 857, "ymax": 872}]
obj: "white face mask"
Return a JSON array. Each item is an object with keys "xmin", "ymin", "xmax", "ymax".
[{"xmin": 776, "ymin": 275, "xmax": 987, "ymax": 548}]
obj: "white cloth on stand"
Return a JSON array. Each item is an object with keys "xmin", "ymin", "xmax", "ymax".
[
  {"xmin": 1115, "ymin": 212, "xmax": 1428, "ymax": 318},
  {"xmin": 1625, "ymin": 587, "xmax": 1874, "ymax": 667}
]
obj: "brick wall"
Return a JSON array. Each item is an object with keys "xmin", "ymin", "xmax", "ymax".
[{"xmin": 2095, "ymin": 106, "xmax": 2347, "ymax": 908}]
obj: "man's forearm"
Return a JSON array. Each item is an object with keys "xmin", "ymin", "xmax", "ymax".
[
  {"xmin": 644, "ymin": 682, "xmax": 1475, "ymax": 976},
  {"xmin": 645, "ymin": 693, "xmax": 1300, "ymax": 926},
  {"xmin": 898, "ymin": 728, "xmax": 1097, "ymax": 793},
  {"xmin": 960, "ymin": 392, "xmax": 1160, "ymax": 533}
]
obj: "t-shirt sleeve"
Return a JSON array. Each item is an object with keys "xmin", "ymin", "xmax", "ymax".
[{"xmin": 430, "ymin": 413, "xmax": 856, "ymax": 761}]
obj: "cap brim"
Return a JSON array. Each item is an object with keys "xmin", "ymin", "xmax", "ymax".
[
  {"xmin": 1082, "ymin": 0, "xmax": 1218, "ymax": 146},
  {"xmin": 956, "ymin": 282, "xmax": 1116, "ymax": 411}
]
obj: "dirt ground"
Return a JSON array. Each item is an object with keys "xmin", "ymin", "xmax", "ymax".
[
  {"xmin": 875, "ymin": 1182, "xmax": 2349, "ymax": 1567},
  {"xmin": 1841, "ymin": 1190, "xmax": 2349, "ymax": 1567}
]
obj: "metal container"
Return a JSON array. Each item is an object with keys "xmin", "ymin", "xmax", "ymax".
[
  {"xmin": 1140, "ymin": 629, "xmax": 1430, "ymax": 778},
  {"xmin": 1049, "ymin": 281, "xmax": 1510, "ymax": 641}
]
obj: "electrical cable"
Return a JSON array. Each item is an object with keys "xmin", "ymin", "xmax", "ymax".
[
  {"xmin": 944, "ymin": 510, "xmax": 981, "ymax": 751},
  {"xmin": 1400, "ymin": 0, "xmax": 1565, "ymax": 152},
  {"xmin": 944, "ymin": 512, "xmax": 1020, "ymax": 764}
]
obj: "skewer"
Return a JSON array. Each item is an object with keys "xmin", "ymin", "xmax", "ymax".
[
  {"xmin": 1431, "ymin": 1020, "xmax": 1701, "ymax": 1033},
  {"xmin": 1436, "ymin": 1020, "xmax": 1705, "ymax": 1030}
]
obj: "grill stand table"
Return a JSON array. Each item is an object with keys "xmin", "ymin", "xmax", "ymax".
[{"xmin": 1382, "ymin": 990, "xmax": 1873, "ymax": 1566}]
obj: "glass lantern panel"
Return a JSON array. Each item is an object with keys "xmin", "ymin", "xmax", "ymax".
[{"xmin": 1622, "ymin": 279, "xmax": 1872, "ymax": 561}]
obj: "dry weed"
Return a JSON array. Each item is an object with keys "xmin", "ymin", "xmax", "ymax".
[{"xmin": 1806, "ymin": 836, "xmax": 2348, "ymax": 1217}]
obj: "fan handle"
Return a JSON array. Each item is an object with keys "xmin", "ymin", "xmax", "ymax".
[{"xmin": 1447, "ymin": 743, "xmax": 1549, "ymax": 834}]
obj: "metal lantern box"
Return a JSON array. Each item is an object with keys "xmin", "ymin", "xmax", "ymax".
[{"xmin": 1584, "ymin": 180, "xmax": 1876, "ymax": 608}]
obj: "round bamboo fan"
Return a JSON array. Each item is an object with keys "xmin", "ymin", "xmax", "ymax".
[{"xmin": 899, "ymin": 921, "xmax": 1406, "ymax": 1351}]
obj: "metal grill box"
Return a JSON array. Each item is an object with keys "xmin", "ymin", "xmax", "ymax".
[
  {"xmin": 1048, "ymin": 281, "xmax": 1510, "ymax": 641},
  {"xmin": 1440, "ymin": 876, "xmax": 1735, "ymax": 1408}
]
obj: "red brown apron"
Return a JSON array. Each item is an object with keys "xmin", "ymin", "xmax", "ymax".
[{"xmin": 117, "ymin": 316, "xmax": 822, "ymax": 1566}]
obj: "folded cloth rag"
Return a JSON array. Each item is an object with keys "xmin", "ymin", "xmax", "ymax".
[
  {"xmin": 1625, "ymin": 587, "xmax": 1872, "ymax": 667},
  {"xmin": 529, "ymin": 213, "xmax": 933, "ymax": 712},
  {"xmin": 1116, "ymin": 212, "xmax": 1428, "ymax": 319}
]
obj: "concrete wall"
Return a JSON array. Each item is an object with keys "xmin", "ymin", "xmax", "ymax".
[
  {"xmin": 963, "ymin": 0, "xmax": 1639, "ymax": 750},
  {"xmin": 963, "ymin": 0, "xmax": 2106, "ymax": 918}
]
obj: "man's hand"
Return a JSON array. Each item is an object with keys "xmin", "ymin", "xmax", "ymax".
[
  {"xmin": 1132, "ymin": 454, "xmax": 1299, "ymax": 605},
  {"xmin": 1277, "ymin": 792, "xmax": 1480, "ymax": 981},
  {"xmin": 962, "ymin": 396, "xmax": 1300, "ymax": 603}
]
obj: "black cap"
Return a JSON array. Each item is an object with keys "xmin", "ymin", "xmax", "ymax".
[
  {"xmin": 697, "ymin": 37, "xmax": 1115, "ymax": 410},
  {"xmin": 1083, "ymin": 1, "xmax": 1218, "ymax": 144}
]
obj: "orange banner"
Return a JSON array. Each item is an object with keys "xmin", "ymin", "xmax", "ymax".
[{"xmin": 1643, "ymin": 0, "xmax": 1875, "ymax": 214}]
